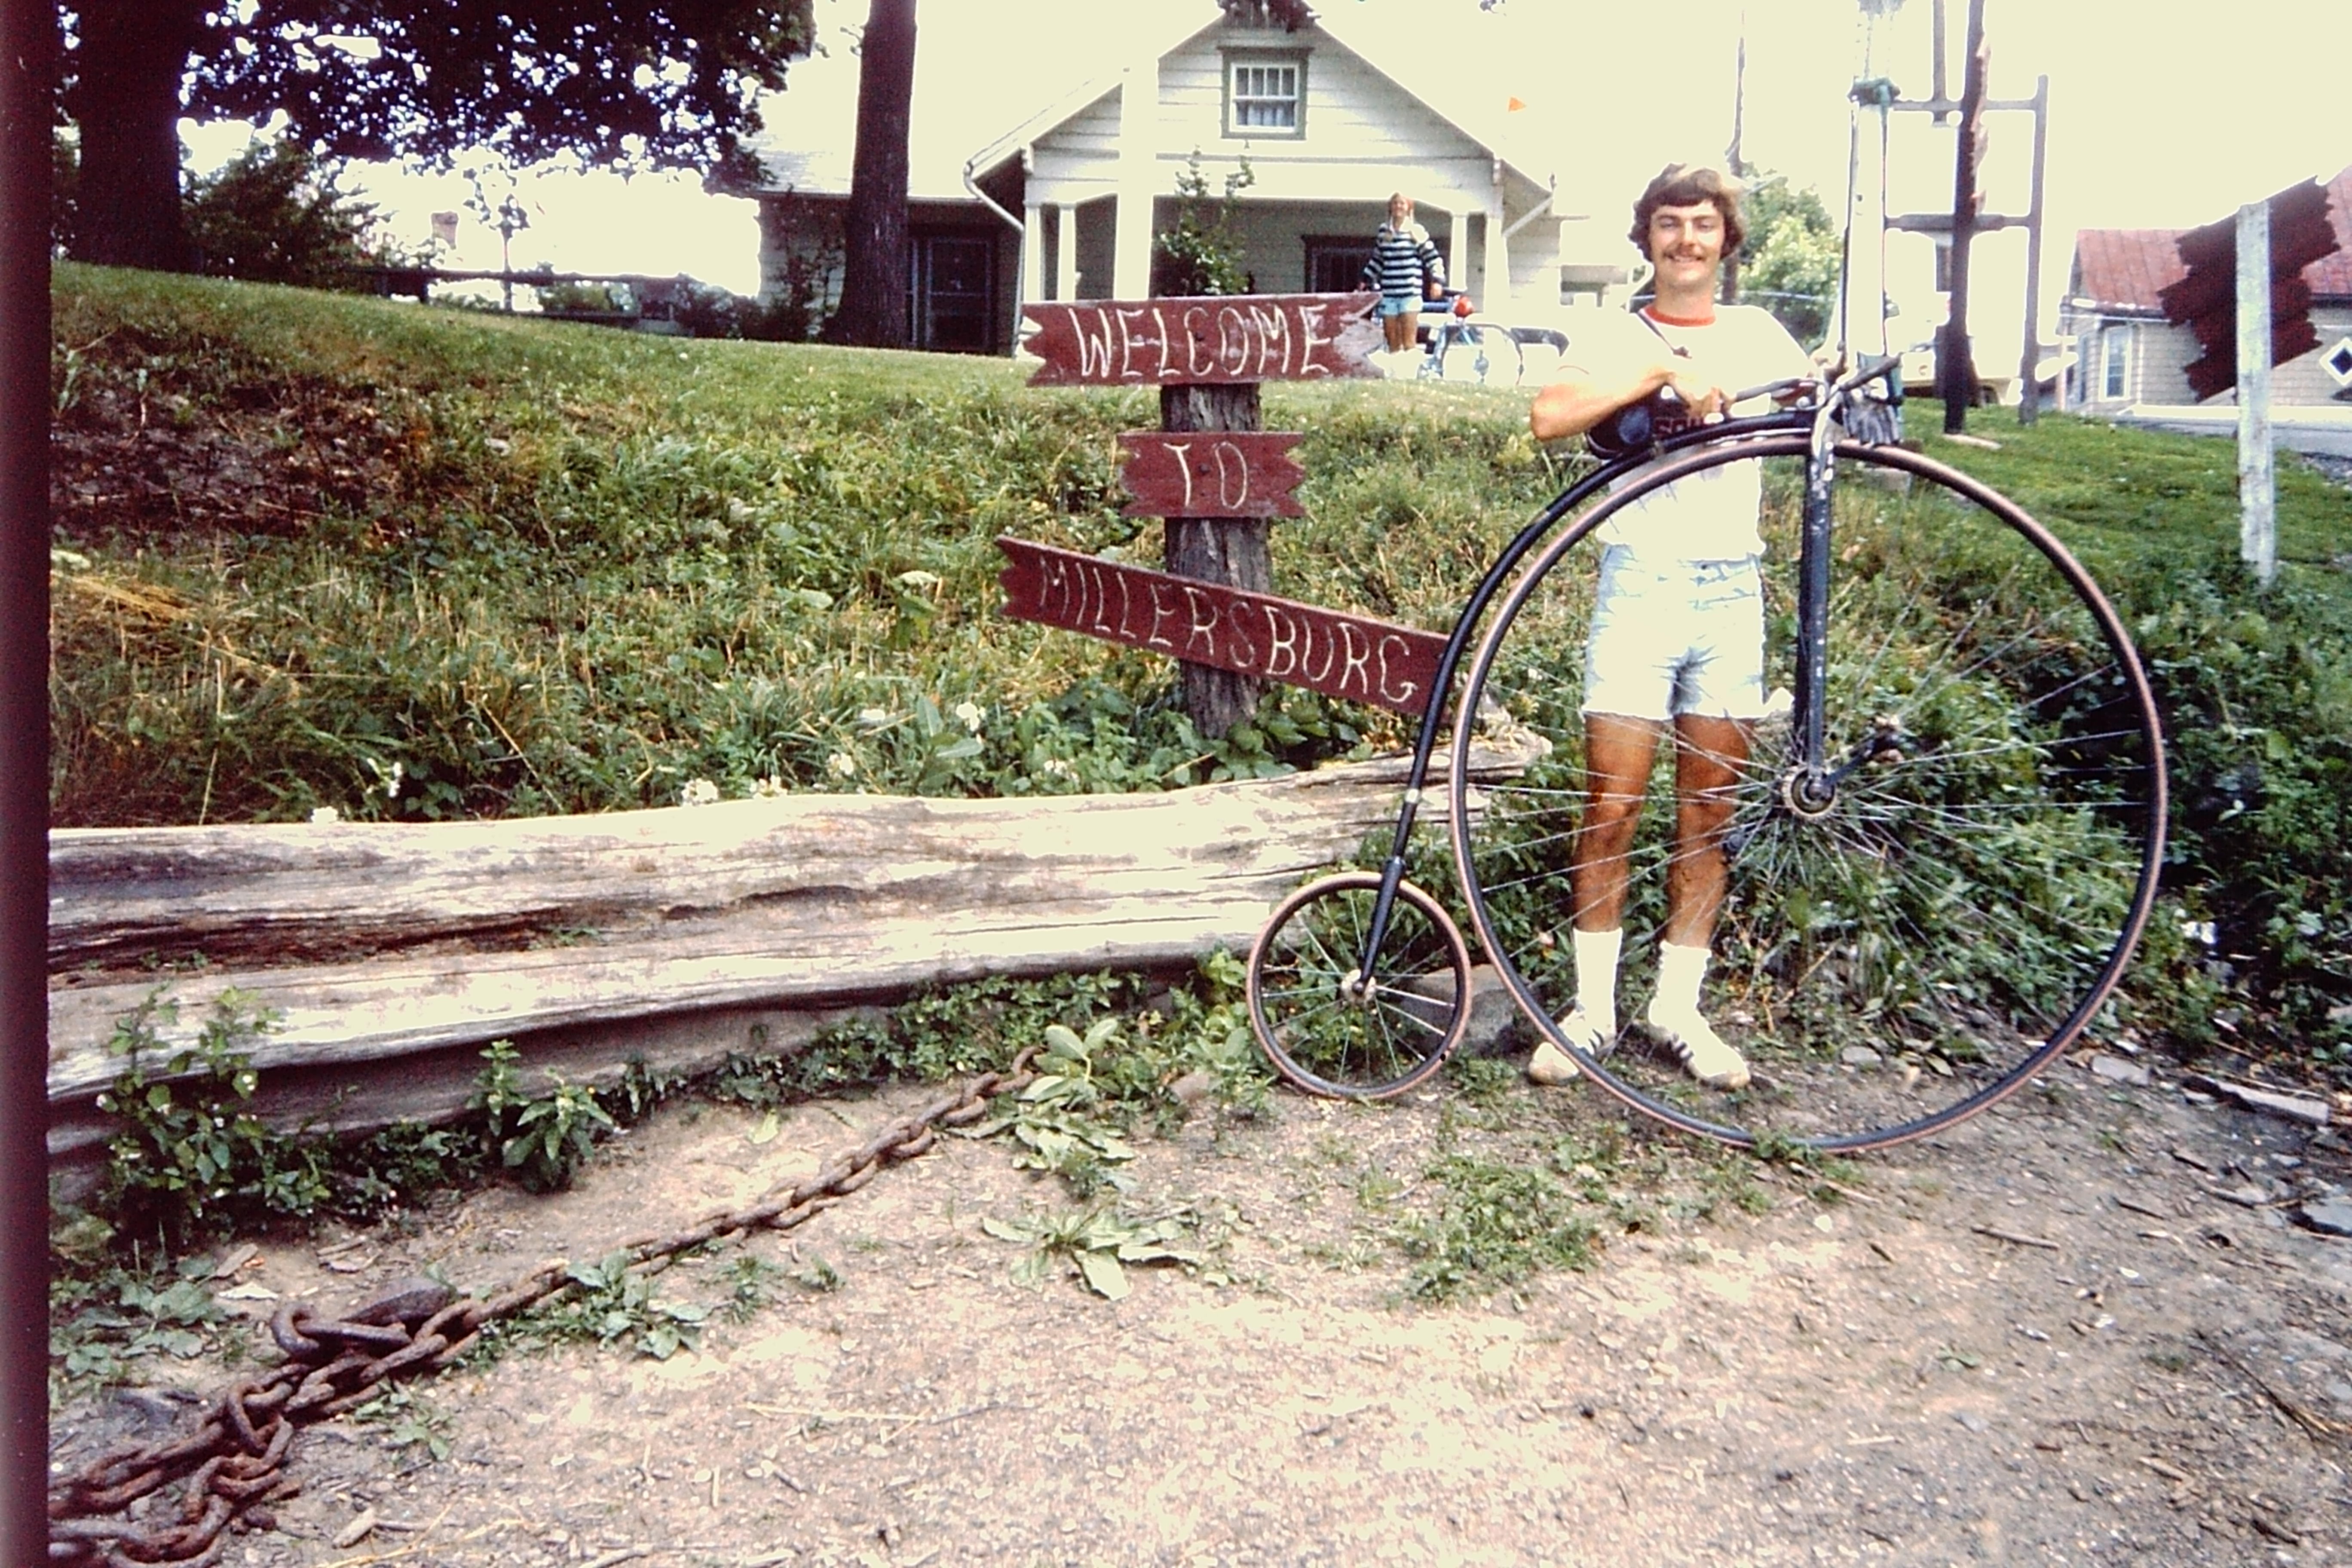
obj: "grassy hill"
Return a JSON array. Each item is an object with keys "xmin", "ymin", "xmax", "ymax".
[{"xmin": 46, "ymin": 263, "xmax": 2352, "ymax": 1070}]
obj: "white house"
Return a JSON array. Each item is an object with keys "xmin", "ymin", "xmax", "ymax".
[{"xmin": 740, "ymin": 0, "xmax": 1636, "ymax": 355}]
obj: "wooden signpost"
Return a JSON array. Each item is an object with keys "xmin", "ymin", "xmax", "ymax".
[
  {"xmin": 997, "ymin": 538, "xmax": 1445, "ymax": 716},
  {"xmin": 1006, "ymin": 292, "xmax": 1452, "ymax": 732}
]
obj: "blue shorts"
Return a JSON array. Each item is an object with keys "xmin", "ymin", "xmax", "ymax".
[
  {"xmin": 1377, "ymin": 294, "xmax": 1423, "ymax": 319},
  {"xmin": 1581, "ymin": 547, "xmax": 1768, "ymax": 722}
]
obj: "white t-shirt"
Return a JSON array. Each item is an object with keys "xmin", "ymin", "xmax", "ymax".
[{"xmin": 1556, "ymin": 304, "xmax": 1812, "ymax": 563}]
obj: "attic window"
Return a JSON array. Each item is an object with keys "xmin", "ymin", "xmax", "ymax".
[{"xmin": 1226, "ymin": 54, "xmax": 1305, "ymax": 136}]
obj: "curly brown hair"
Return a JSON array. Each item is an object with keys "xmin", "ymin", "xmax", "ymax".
[{"xmin": 1628, "ymin": 163, "xmax": 1748, "ymax": 258}]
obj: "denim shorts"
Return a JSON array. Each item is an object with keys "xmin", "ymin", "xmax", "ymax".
[
  {"xmin": 1376, "ymin": 294, "xmax": 1423, "ymax": 318},
  {"xmin": 1581, "ymin": 546, "xmax": 1768, "ymax": 722}
]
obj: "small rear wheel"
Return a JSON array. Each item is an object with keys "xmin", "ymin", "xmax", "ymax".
[{"xmin": 1246, "ymin": 872, "xmax": 1472, "ymax": 1099}]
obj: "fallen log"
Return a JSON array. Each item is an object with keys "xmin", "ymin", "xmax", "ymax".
[{"xmin": 49, "ymin": 741, "xmax": 1532, "ymax": 1168}]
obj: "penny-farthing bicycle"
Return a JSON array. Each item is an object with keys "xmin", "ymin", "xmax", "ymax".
[{"xmin": 1243, "ymin": 359, "xmax": 2168, "ymax": 1153}]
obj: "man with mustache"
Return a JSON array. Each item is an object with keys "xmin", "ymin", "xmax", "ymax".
[{"xmin": 1520, "ymin": 162, "xmax": 1813, "ymax": 1093}]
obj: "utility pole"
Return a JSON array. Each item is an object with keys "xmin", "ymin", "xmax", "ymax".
[
  {"xmin": 1936, "ymin": 0, "xmax": 1987, "ymax": 432},
  {"xmin": 1722, "ymin": 8, "xmax": 1747, "ymax": 304}
]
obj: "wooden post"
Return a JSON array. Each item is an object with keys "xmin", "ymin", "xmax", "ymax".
[
  {"xmin": 1939, "ymin": 0, "xmax": 1988, "ymax": 434},
  {"xmin": 1163, "ymin": 381, "xmax": 1270, "ymax": 736},
  {"xmin": 2015, "ymin": 74, "xmax": 2049, "ymax": 426},
  {"xmin": 2237, "ymin": 199, "xmax": 2276, "ymax": 587},
  {"xmin": 0, "ymin": 0, "xmax": 52, "ymax": 1549}
]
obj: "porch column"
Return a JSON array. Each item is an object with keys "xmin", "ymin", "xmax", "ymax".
[
  {"xmin": 1057, "ymin": 202, "xmax": 1080, "ymax": 300},
  {"xmin": 1113, "ymin": 56, "xmax": 1160, "ymax": 299},
  {"xmin": 1022, "ymin": 197, "xmax": 1045, "ymax": 306},
  {"xmin": 1482, "ymin": 159, "xmax": 1509, "ymax": 311},
  {"xmin": 1449, "ymin": 208, "xmax": 1471, "ymax": 301}
]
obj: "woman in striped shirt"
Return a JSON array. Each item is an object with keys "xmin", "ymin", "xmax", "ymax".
[{"xmin": 1362, "ymin": 192, "xmax": 1445, "ymax": 354}]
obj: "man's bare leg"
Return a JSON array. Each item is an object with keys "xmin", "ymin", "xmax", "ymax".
[
  {"xmin": 1645, "ymin": 714, "xmax": 1753, "ymax": 1088},
  {"xmin": 1529, "ymin": 713, "xmax": 1660, "ymax": 1085}
]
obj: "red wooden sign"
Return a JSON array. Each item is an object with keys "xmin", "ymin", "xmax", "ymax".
[
  {"xmin": 998, "ymin": 537, "xmax": 1445, "ymax": 717},
  {"xmin": 1118, "ymin": 431, "xmax": 1305, "ymax": 519},
  {"xmin": 1022, "ymin": 294, "xmax": 1381, "ymax": 386}
]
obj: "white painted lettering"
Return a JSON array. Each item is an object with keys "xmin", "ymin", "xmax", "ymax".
[
  {"xmin": 1073, "ymin": 310, "xmax": 1117, "ymax": 380},
  {"xmin": 1376, "ymin": 635, "xmax": 1419, "ymax": 707},
  {"xmin": 1215, "ymin": 441, "xmax": 1248, "ymax": 510},
  {"xmin": 1147, "ymin": 581, "xmax": 1180, "ymax": 649},
  {"xmin": 1338, "ymin": 620, "xmax": 1372, "ymax": 697},
  {"xmin": 1262, "ymin": 605, "xmax": 1300, "ymax": 678}
]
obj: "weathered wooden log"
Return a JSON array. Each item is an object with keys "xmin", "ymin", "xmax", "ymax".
[{"xmin": 49, "ymin": 741, "xmax": 1533, "ymax": 1163}]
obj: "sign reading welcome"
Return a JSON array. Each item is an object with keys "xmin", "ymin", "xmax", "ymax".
[{"xmin": 1022, "ymin": 294, "xmax": 1381, "ymax": 387}]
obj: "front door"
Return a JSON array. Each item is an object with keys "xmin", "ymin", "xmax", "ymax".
[{"xmin": 915, "ymin": 235, "xmax": 995, "ymax": 353}]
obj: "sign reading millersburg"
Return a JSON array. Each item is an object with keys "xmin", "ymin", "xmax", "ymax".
[
  {"xmin": 1117, "ymin": 431, "xmax": 1305, "ymax": 519},
  {"xmin": 998, "ymin": 537, "xmax": 1444, "ymax": 717},
  {"xmin": 1022, "ymin": 293, "xmax": 1381, "ymax": 386}
]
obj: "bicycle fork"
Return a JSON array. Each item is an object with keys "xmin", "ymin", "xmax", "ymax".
[{"xmin": 1782, "ymin": 420, "xmax": 1908, "ymax": 821}]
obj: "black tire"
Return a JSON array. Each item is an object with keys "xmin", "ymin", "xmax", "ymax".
[
  {"xmin": 1246, "ymin": 872, "xmax": 1473, "ymax": 1099},
  {"xmin": 1448, "ymin": 437, "xmax": 2167, "ymax": 1152}
]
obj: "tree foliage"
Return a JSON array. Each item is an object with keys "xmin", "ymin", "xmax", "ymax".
[
  {"xmin": 1736, "ymin": 172, "xmax": 1841, "ymax": 349},
  {"xmin": 182, "ymin": 138, "xmax": 412, "ymax": 288},
  {"xmin": 58, "ymin": 1, "xmax": 816, "ymax": 269},
  {"xmin": 1153, "ymin": 151, "xmax": 1255, "ymax": 297}
]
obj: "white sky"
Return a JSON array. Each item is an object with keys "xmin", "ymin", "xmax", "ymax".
[{"xmin": 183, "ymin": 0, "xmax": 2350, "ymax": 334}]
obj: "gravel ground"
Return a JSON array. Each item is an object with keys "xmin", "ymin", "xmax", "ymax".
[{"xmin": 53, "ymin": 1048, "xmax": 2352, "ymax": 1567}]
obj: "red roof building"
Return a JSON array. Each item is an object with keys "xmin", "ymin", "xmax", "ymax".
[{"xmin": 2063, "ymin": 164, "xmax": 2352, "ymax": 410}]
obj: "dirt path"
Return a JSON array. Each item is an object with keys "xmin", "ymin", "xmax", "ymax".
[{"xmin": 54, "ymin": 1053, "xmax": 2352, "ymax": 1567}]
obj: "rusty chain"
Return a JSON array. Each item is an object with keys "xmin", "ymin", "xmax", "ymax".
[{"xmin": 47, "ymin": 1057, "xmax": 1036, "ymax": 1566}]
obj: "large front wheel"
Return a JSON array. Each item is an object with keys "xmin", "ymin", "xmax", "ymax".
[{"xmin": 1448, "ymin": 438, "xmax": 2167, "ymax": 1152}]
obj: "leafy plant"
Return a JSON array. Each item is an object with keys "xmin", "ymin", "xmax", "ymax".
[
  {"xmin": 1394, "ymin": 1153, "xmax": 1598, "ymax": 1302},
  {"xmin": 95, "ymin": 989, "xmax": 332, "ymax": 1242},
  {"xmin": 981, "ymin": 1204, "xmax": 1218, "ymax": 1301},
  {"xmin": 469, "ymin": 1040, "xmax": 617, "ymax": 1191},
  {"xmin": 969, "ymin": 1019, "xmax": 1140, "ymax": 1197},
  {"xmin": 352, "ymin": 1384, "xmax": 455, "ymax": 1466},
  {"xmin": 1153, "ymin": 149, "xmax": 1256, "ymax": 297},
  {"xmin": 50, "ymin": 1255, "xmax": 229, "ymax": 1395},
  {"xmin": 533, "ymin": 1251, "xmax": 710, "ymax": 1360}
]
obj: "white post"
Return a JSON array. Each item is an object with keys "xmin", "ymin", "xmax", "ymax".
[
  {"xmin": 1449, "ymin": 207, "xmax": 1471, "ymax": 301},
  {"xmin": 1021, "ymin": 198, "xmax": 1045, "ymax": 307},
  {"xmin": 1481, "ymin": 159, "xmax": 1508, "ymax": 311},
  {"xmin": 1055, "ymin": 203, "xmax": 1079, "ymax": 301},
  {"xmin": 1112, "ymin": 63, "xmax": 1158, "ymax": 299},
  {"xmin": 2237, "ymin": 199, "xmax": 2275, "ymax": 587},
  {"xmin": 1842, "ymin": 97, "xmax": 1891, "ymax": 361}
]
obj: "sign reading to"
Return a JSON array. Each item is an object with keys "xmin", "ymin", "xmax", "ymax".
[
  {"xmin": 1118, "ymin": 431, "xmax": 1305, "ymax": 519},
  {"xmin": 998, "ymin": 537, "xmax": 1444, "ymax": 717},
  {"xmin": 1023, "ymin": 293, "xmax": 1381, "ymax": 387}
]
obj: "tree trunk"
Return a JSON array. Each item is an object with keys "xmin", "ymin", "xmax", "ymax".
[
  {"xmin": 827, "ymin": 0, "xmax": 917, "ymax": 347},
  {"xmin": 65, "ymin": 0, "xmax": 205, "ymax": 271},
  {"xmin": 1162, "ymin": 381, "xmax": 1269, "ymax": 738}
]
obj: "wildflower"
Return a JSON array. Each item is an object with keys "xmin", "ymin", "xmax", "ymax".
[
  {"xmin": 826, "ymin": 751, "xmax": 858, "ymax": 779},
  {"xmin": 953, "ymin": 701, "xmax": 985, "ymax": 734},
  {"xmin": 856, "ymin": 707, "xmax": 893, "ymax": 730},
  {"xmin": 751, "ymin": 775, "xmax": 788, "ymax": 799},
  {"xmin": 680, "ymin": 778, "xmax": 720, "ymax": 808},
  {"xmin": 1041, "ymin": 757, "xmax": 1077, "ymax": 780},
  {"xmin": 310, "ymin": 805, "xmax": 342, "ymax": 824}
]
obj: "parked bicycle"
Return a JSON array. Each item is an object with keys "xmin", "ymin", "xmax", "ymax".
[
  {"xmin": 1412, "ymin": 292, "xmax": 1568, "ymax": 388},
  {"xmin": 1243, "ymin": 359, "xmax": 2168, "ymax": 1153}
]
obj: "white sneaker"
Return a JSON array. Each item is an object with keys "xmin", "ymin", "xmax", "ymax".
[
  {"xmin": 1527, "ymin": 1004, "xmax": 1610, "ymax": 1085},
  {"xmin": 1645, "ymin": 1005, "xmax": 1751, "ymax": 1090}
]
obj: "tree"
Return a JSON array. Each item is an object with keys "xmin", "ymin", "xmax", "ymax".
[
  {"xmin": 182, "ymin": 136, "xmax": 403, "ymax": 288},
  {"xmin": 825, "ymin": 0, "xmax": 916, "ymax": 348},
  {"xmin": 58, "ymin": 1, "xmax": 816, "ymax": 272},
  {"xmin": 1734, "ymin": 173, "xmax": 1841, "ymax": 350}
]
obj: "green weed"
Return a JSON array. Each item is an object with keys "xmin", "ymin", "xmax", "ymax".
[{"xmin": 1393, "ymin": 1153, "xmax": 1598, "ymax": 1302}]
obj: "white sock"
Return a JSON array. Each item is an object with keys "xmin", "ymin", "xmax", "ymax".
[
  {"xmin": 1572, "ymin": 926, "xmax": 1622, "ymax": 1036},
  {"xmin": 1650, "ymin": 941, "xmax": 1709, "ymax": 1020}
]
